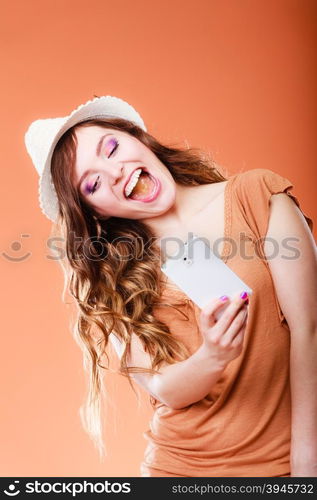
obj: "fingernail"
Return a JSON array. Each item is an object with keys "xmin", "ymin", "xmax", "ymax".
[
  {"xmin": 220, "ymin": 295, "xmax": 229, "ymax": 302},
  {"xmin": 240, "ymin": 291, "xmax": 248, "ymax": 300}
]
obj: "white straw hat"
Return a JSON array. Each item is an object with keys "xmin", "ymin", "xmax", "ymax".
[{"xmin": 24, "ymin": 95, "xmax": 147, "ymax": 223}]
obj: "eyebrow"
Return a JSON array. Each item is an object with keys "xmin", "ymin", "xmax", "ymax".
[{"xmin": 76, "ymin": 133, "xmax": 113, "ymax": 191}]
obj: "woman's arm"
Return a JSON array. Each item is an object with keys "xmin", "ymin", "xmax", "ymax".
[
  {"xmin": 110, "ymin": 294, "xmax": 247, "ymax": 410},
  {"xmin": 110, "ymin": 331, "xmax": 225, "ymax": 410},
  {"xmin": 264, "ymin": 192, "xmax": 317, "ymax": 477}
]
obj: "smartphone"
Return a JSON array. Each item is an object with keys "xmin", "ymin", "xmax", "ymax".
[{"xmin": 161, "ymin": 233, "xmax": 252, "ymax": 319}]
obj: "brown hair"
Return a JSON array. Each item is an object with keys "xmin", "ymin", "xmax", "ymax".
[{"xmin": 49, "ymin": 118, "xmax": 228, "ymax": 459}]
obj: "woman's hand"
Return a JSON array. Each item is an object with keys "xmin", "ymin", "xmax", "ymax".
[{"xmin": 199, "ymin": 292, "xmax": 249, "ymax": 369}]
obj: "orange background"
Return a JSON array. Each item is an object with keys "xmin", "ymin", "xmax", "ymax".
[{"xmin": 1, "ymin": 0, "xmax": 316, "ymax": 477}]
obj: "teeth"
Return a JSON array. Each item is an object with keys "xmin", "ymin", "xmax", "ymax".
[{"xmin": 124, "ymin": 168, "xmax": 143, "ymax": 197}]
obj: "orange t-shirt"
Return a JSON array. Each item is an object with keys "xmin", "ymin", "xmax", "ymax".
[{"xmin": 140, "ymin": 168, "xmax": 314, "ymax": 477}]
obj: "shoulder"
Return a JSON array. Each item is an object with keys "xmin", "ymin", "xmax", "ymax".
[
  {"xmin": 230, "ymin": 167, "xmax": 313, "ymax": 235},
  {"xmin": 232, "ymin": 168, "xmax": 291, "ymax": 190},
  {"xmin": 228, "ymin": 168, "xmax": 291, "ymax": 237},
  {"xmin": 230, "ymin": 168, "xmax": 294, "ymax": 206}
]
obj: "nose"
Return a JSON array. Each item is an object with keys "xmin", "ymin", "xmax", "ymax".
[{"xmin": 108, "ymin": 161, "xmax": 124, "ymax": 184}]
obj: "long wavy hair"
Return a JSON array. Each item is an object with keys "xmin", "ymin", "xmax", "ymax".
[{"xmin": 49, "ymin": 117, "xmax": 228, "ymax": 459}]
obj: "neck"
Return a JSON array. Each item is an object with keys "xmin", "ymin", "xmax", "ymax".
[{"xmin": 142, "ymin": 183, "xmax": 211, "ymax": 236}]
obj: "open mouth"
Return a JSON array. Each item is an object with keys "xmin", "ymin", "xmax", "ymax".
[{"xmin": 125, "ymin": 168, "xmax": 159, "ymax": 202}]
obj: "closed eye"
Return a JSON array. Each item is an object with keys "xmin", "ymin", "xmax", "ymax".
[
  {"xmin": 83, "ymin": 138, "xmax": 120, "ymax": 196},
  {"xmin": 85, "ymin": 175, "xmax": 100, "ymax": 195},
  {"xmin": 108, "ymin": 138, "xmax": 119, "ymax": 157}
]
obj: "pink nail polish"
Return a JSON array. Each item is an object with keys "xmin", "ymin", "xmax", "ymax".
[{"xmin": 220, "ymin": 295, "xmax": 228, "ymax": 302}]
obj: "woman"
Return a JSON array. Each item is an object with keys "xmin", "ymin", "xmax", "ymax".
[{"xmin": 25, "ymin": 95, "xmax": 316, "ymax": 477}]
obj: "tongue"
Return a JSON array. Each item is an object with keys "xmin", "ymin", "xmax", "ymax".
[{"xmin": 129, "ymin": 172, "xmax": 156, "ymax": 200}]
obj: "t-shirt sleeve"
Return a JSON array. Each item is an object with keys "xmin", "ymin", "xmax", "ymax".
[
  {"xmin": 235, "ymin": 168, "xmax": 314, "ymax": 325},
  {"xmin": 236, "ymin": 168, "xmax": 314, "ymax": 244}
]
